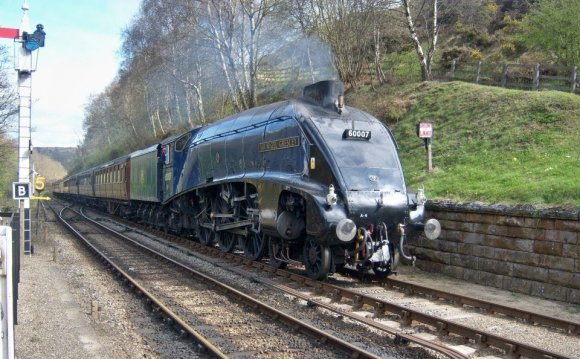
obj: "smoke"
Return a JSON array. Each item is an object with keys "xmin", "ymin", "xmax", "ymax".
[{"xmin": 256, "ymin": 25, "xmax": 339, "ymax": 100}]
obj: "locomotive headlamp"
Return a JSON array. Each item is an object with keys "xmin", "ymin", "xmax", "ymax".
[
  {"xmin": 424, "ymin": 218, "xmax": 441, "ymax": 240},
  {"xmin": 336, "ymin": 218, "xmax": 356, "ymax": 242},
  {"xmin": 326, "ymin": 184, "xmax": 337, "ymax": 206}
]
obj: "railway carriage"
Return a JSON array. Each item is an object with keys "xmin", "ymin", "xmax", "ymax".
[
  {"xmin": 53, "ymin": 80, "xmax": 440, "ymax": 280},
  {"xmin": 94, "ymin": 156, "xmax": 130, "ymax": 202},
  {"xmin": 77, "ymin": 169, "xmax": 94, "ymax": 198},
  {"xmin": 61, "ymin": 175, "xmax": 76, "ymax": 197}
]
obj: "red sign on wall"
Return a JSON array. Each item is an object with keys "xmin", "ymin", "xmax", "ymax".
[{"xmin": 0, "ymin": 27, "xmax": 19, "ymax": 39}]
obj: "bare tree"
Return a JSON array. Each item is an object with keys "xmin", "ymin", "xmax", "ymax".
[
  {"xmin": 203, "ymin": 0, "xmax": 248, "ymax": 111},
  {"xmin": 401, "ymin": 0, "xmax": 439, "ymax": 81},
  {"xmin": 82, "ymin": 93, "xmax": 114, "ymax": 147},
  {"xmin": 0, "ymin": 45, "xmax": 17, "ymax": 135},
  {"xmin": 78, "ymin": 0, "xmax": 349, "ymax": 166},
  {"xmin": 239, "ymin": 0, "xmax": 275, "ymax": 107},
  {"xmin": 285, "ymin": 0, "xmax": 394, "ymax": 87},
  {"xmin": 0, "ymin": 45, "xmax": 18, "ymax": 192}
]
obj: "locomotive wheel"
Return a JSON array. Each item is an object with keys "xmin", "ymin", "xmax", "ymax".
[
  {"xmin": 198, "ymin": 199, "xmax": 214, "ymax": 246},
  {"xmin": 217, "ymin": 231, "xmax": 237, "ymax": 253},
  {"xmin": 213, "ymin": 194, "xmax": 236, "ymax": 253},
  {"xmin": 243, "ymin": 230, "xmax": 267, "ymax": 261},
  {"xmin": 198, "ymin": 227, "xmax": 214, "ymax": 246},
  {"xmin": 303, "ymin": 236, "xmax": 330, "ymax": 280},
  {"xmin": 268, "ymin": 237, "xmax": 287, "ymax": 269}
]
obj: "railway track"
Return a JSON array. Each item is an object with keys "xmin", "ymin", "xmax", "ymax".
[
  {"xmin": 49, "ymin": 201, "xmax": 402, "ymax": 358},
  {"xmin": 211, "ymin": 260, "xmax": 577, "ymax": 359},
  {"xmin": 381, "ymin": 277, "xmax": 579, "ymax": 335},
  {"xmin": 71, "ymin": 205, "xmax": 578, "ymax": 359}
]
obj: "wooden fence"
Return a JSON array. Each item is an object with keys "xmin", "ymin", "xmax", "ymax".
[{"xmin": 446, "ymin": 61, "xmax": 579, "ymax": 94}]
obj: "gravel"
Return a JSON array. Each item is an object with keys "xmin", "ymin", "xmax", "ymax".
[{"xmin": 14, "ymin": 218, "xmax": 202, "ymax": 359}]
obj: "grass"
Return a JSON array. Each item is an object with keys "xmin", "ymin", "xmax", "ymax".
[{"xmin": 349, "ymin": 81, "xmax": 580, "ymax": 208}]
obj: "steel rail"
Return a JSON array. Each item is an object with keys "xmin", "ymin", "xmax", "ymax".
[
  {"xmin": 54, "ymin": 205, "xmax": 228, "ymax": 359},
  {"xmin": 259, "ymin": 264, "xmax": 574, "ymax": 359},
  {"xmin": 124, "ymin": 227, "xmax": 473, "ymax": 358},
  {"xmin": 184, "ymin": 241, "xmax": 575, "ymax": 359},
  {"xmin": 236, "ymin": 270, "xmax": 468, "ymax": 359},
  {"xmin": 58, "ymin": 204, "xmax": 385, "ymax": 359},
  {"xmin": 383, "ymin": 277, "xmax": 579, "ymax": 335}
]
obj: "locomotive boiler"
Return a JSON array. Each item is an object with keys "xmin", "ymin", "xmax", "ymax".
[{"xmin": 53, "ymin": 80, "xmax": 440, "ymax": 280}]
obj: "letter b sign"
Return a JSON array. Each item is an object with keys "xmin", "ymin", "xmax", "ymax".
[{"xmin": 13, "ymin": 182, "xmax": 31, "ymax": 200}]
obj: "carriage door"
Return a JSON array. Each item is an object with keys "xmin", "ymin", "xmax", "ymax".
[
  {"xmin": 163, "ymin": 143, "xmax": 173, "ymax": 201},
  {"xmin": 169, "ymin": 133, "xmax": 192, "ymax": 200}
]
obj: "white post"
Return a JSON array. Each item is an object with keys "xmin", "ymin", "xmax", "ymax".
[
  {"xmin": 0, "ymin": 226, "xmax": 15, "ymax": 359},
  {"xmin": 17, "ymin": 0, "xmax": 32, "ymax": 256},
  {"xmin": 426, "ymin": 139, "xmax": 433, "ymax": 173}
]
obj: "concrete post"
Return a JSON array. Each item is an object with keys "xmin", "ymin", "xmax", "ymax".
[{"xmin": 0, "ymin": 226, "xmax": 15, "ymax": 359}]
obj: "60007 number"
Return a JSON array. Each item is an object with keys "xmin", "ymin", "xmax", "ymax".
[{"xmin": 343, "ymin": 129, "xmax": 371, "ymax": 140}]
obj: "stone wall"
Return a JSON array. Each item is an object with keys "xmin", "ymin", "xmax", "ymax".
[{"xmin": 408, "ymin": 202, "xmax": 579, "ymax": 304}]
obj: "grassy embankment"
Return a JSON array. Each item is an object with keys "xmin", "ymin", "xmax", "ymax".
[{"xmin": 349, "ymin": 81, "xmax": 580, "ymax": 208}]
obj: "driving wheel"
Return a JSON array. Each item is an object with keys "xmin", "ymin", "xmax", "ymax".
[
  {"xmin": 243, "ymin": 230, "xmax": 267, "ymax": 261},
  {"xmin": 217, "ymin": 231, "xmax": 237, "ymax": 252},
  {"xmin": 214, "ymin": 196, "xmax": 237, "ymax": 252},
  {"xmin": 197, "ymin": 202, "xmax": 214, "ymax": 246},
  {"xmin": 302, "ymin": 236, "xmax": 330, "ymax": 280}
]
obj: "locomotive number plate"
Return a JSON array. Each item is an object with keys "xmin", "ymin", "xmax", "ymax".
[{"xmin": 343, "ymin": 129, "xmax": 371, "ymax": 140}]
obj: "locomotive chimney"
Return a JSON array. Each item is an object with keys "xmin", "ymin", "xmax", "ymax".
[{"xmin": 302, "ymin": 80, "xmax": 345, "ymax": 113}]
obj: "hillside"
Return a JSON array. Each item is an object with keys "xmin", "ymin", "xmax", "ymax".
[
  {"xmin": 31, "ymin": 152, "xmax": 68, "ymax": 183},
  {"xmin": 348, "ymin": 81, "xmax": 580, "ymax": 208},
  {"xmin": 34, "ymin": 147, "xmax": 77, "ymax": 173}
]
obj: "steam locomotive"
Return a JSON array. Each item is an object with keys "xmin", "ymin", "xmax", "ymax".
[{"xmin": 52, "ymin": 80, "xmax": 440, "ymax": 280}]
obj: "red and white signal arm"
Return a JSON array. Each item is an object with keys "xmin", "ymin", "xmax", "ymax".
[
  {"xmin": 0, "ymin": 27, "xmax": 19, "ymax": 39},
  {"xmin": 419, "ymin": 122, "xmax": 433, "ymax": 138}
]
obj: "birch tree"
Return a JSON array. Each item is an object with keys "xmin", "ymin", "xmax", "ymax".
[
  {"xmin": 401, "ymin": 0, "xmax": 439, "ymax": 81},
  {"xmin": 0, "ymin": 45, "xmax": 17, "ymax": 136},
  {"xmin": 285, "ymin": 0, "xmax": 394, "ymax": 87}
]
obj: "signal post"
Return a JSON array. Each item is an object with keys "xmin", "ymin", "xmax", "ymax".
[{"xmin": 1, "ymin": 0, "xmax": 45, "ymax": 257}]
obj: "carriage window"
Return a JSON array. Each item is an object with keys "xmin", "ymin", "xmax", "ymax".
[
  {"xmin": 175, "ymin": 133, "xmax": 192, "ymax": 152},
  {"xmin": 165, "ymin": 144, "xmax": 171, "ymax": 164}
]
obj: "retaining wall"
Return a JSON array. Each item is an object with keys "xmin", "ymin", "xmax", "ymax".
[{"xmin": 408, "ymin": 202, "xmax": 579, "ymax": 304}]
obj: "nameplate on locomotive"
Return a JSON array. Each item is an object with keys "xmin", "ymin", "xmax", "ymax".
[{"xmin": 259, "ymin": 136, "xmax": 300, "ymax": 152}]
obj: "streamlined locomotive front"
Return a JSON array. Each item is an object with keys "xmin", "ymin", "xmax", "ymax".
[{"xmin": 298, "ymin": 81, "xmax": 440, "ymax": 278}]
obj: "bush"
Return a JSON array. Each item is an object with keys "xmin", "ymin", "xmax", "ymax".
[
  {"xmin": 470, "ymin": 49, "xmax": 484, "ymax": 61},
  {"xmin": 500, "ymin": 42, "xmax": 517, "ymax": 56},
  {"xmin": 441, "ymin": 46, "xmax": 482, "ymax": 67},
  {"xmin": 455, "ymin": 23, "xmax": 493, "ymax": 48}
]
